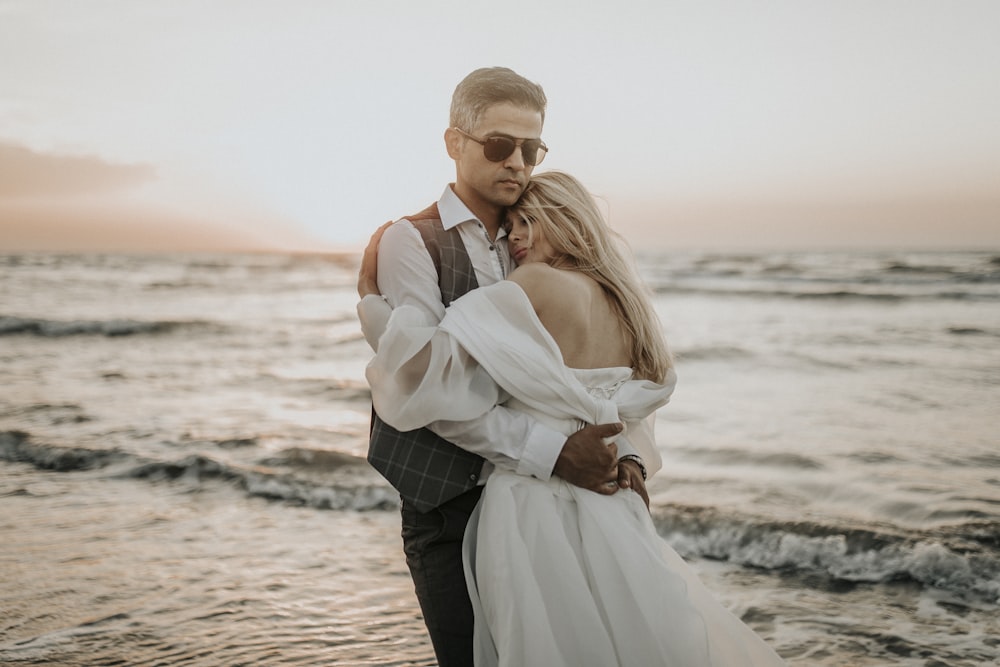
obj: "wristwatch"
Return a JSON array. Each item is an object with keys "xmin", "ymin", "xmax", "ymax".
[{"xmin": 618, "ymin": 454, "xmax": 647, "ymax": 481}]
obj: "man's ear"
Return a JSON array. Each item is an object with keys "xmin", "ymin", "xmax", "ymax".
[{"xmin": 444, "ymin": 127, "xmax": 463, "ymax": 160}]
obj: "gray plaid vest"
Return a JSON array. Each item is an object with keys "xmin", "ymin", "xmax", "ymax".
[{"xmin": 368, "ymin": 203, "xmax": 486, "ymax": 512}]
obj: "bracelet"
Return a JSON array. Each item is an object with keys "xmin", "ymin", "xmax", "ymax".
[{"xmin": 618, "ymin": 454, "xmax": 647, "ymax": 481}]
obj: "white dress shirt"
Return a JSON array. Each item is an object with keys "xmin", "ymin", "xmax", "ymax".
[{"xmin": 359, "ymin": 184, "xmax": 568, "ymax": 481}]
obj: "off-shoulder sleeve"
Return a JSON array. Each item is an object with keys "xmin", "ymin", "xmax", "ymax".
[{"xmin": 366, "ymin": 281, "xmax": 675, "ymax": 474}]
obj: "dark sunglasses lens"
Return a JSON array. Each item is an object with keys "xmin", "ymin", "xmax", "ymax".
[
  {"xmin": 523, "ymin": 140, "xmax": 546, "ymax": 166},
  {"xmin": 483, "ymin": 137, "xmax": 516, "ymax": 162},
  {"xmin": 481, "ymin": 136, "xmax": 547, "ymax": 165}
]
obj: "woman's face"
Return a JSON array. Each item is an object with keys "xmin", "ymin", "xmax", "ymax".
[{"xmin": 507, "ymin": 212, "xmax": 556, "ymax": 265}]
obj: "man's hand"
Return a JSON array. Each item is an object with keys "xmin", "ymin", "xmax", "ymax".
[
  {"xmin": 553, "ymin": 422, "xmax": 623, "ymax": 495},
  {"xmin": 617, "ymin": 459, "xmax": 650, "ymax": 508},
  {"xmin": 358, "ymin": 221, "xmax": 393, "ymax": 299}
]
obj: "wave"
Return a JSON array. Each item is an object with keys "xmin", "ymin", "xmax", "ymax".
[
  {"xmin": 0, "ymin": 315, "xmax": 220, "ymax": 337},
  {"xmin": 641, "ymin": 250, "xmax": 1000, "ymax": 279},
  {"xmin": 674, "ymin": 345, "xmax": 755, "ymax": 362},
  {"xmin": 5, "ymin": 429, "xmax": 997, "ymax": 603},
  {"xmin": 0, "ymin": 430, "xmax": 123, "ymax": 471},
  {"xmin": 793, "ymin": 290, "xmax": 907, "ymax": 301},
  {"xmin": 652, "ymin": 284, "xmax": 1000, "ymax": 302},
  {"xmin": 654, "ymin": 505, "xmax": 1000, "ymax": 604},
  {"xmin": 671, "ymin": 446, "xmax": 825, "ymax": 470},
  {"xmin": 639, "ymin": 251, "xmax": 1000, "ymax": 303},
  {"xmin": 0, "ymin": 430, "xmax": 396, "ymax": 511},
  {"xmin": 947, "ymin": 326, "xmax": 1000, "ymax": 338},
  {"xmin": 882, "ymin": 261, "xmax": 1000, "ymax": 284},
  {"xmin": 123, "ymin": 454, "xmax": 397, "ymax": 511},
  {"xmin": 0, "ymin": 402, "xmax": 94, "ymax": 425}
]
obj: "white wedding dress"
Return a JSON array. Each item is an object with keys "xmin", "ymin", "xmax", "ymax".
[{"xmin": 365, "ymin": 281, "xmax": 785, "ymax": 666}]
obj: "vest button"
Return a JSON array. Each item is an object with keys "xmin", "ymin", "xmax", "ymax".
[
  {"xmin": 489, "ymin": 245, "xmax": 495, "ymax": 251},
  {"xmin": 469, "ymin": 473, "xmax": 478, "ymax": 481}
]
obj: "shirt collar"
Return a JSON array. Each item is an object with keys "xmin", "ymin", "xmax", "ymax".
[
  {"xmin": 437, "ymin": 184, "xmax": 509, "ymax": 242},
  {"xmin": 437, "ymin": 184, "xmax": 477, "ymax": 231}
]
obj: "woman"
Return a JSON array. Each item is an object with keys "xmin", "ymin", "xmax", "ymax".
[{"xmin": 361, "ymin": 172, "xmax": 786, "ymax": 666}]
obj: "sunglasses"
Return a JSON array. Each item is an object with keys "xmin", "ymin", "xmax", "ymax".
[{"xmin": 454, "ymin": 128, "xmax": 548, "ymax": 166}]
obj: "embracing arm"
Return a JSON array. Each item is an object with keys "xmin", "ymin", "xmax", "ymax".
[{"xmin": 358, "ymin": 220, "xmax": 623, "ymax": 491}]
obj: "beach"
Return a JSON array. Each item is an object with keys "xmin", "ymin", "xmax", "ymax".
[{"xmin": 2, "ymin": 250, "xmax": 999, "ymax": 665}]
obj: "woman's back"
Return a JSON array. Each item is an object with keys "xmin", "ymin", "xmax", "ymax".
[{"xmin": 508, "ymin": 263, "xmax": 632, "ymax": 371}]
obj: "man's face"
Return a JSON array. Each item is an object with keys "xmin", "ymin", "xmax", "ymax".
[{"xmin": 449, "ymin": 102, "xmax": 544, "ymax": 224}]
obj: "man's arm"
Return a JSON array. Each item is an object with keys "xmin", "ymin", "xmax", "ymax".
[
  {"xmin": 371, "ymin": 220, "xmax": 448, "ymax": 316},
  {"xmin": 430, "ymin": 411, "xmax": 623, "ymax": 493}
]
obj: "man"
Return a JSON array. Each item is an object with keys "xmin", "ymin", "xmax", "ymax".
[{"xmin": 357, "ymin": 67, "xmax": 647, "ymax": 667}]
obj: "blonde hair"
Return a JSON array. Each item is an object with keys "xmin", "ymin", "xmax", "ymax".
[{"xmin": 510, "ymin": 171, "xmax": 673, "ymax": 382}]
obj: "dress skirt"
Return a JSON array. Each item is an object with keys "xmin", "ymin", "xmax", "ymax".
[{"xmin": 463, "ymin": 470, "xmax": 786, "ymax": 667}]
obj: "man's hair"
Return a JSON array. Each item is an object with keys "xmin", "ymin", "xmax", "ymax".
[
  {"xmin": 450, "ymin": 67, "xmax": 547, "ymax": 132},
  {"xmin": 510, "ymin": 171, "xmax": 673, "ymax": 383}
]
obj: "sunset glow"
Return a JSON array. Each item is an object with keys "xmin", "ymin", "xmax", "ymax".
[{"xmin": 1, "ymin": 1, "xmax": 998, "ymax": 252}]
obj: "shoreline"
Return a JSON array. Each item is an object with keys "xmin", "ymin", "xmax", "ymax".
[{"xmin": 4, "ymin": 461, "xmax": 998, "ymax": 666}]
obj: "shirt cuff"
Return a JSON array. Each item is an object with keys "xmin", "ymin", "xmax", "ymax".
[{"xmin": 516, "ymin": 422, "xmax": 566, "ymax": 481}]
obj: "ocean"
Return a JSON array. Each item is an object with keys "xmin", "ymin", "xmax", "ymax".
[{"xmin": 1, "ymin": 249, "xmax": 998, "ymax": 666}]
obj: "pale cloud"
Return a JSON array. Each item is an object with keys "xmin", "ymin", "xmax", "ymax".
[
  {"xmin": 0, "ymin": 142, "xmax": 156, "ymax": 198},
  {"xmin": 0, "ymin": 142, "xmax": 330, "ymax": 253}
]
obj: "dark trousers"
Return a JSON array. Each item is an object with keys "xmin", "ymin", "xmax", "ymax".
[{"xmin": 401, "ymin": 485, "xmax": 483, "ymax": 667}]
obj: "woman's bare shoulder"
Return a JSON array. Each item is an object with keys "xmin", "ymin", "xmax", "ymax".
[
  {"xmin": 507, "ymin": 264, "xmax": 586, "ymax": 319},
  {"xmin": 508, "ymin": 263, "xmax": 569, "ymax": 300},
  {"xmin": 508, "ymin": 262, "xmax": 559, "ymax": 285}
]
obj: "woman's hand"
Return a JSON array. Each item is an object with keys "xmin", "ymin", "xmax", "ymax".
[
  {"xmin": 617, "ymin": 459, "xmax": 650, "ymax": 509},
  {"xmin": 357, "ymin": 221, "xmax": 393, "ymax": 298}
]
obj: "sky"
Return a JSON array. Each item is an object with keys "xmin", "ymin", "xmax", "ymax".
[{"xmin": 1, "ymin": 0, "xmax": 999, "ymax": 253}]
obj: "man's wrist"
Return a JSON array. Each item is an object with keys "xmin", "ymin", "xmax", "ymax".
[{"xmin": 619, "ymin": 454, "xmax": 647, "ymax": 481}]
